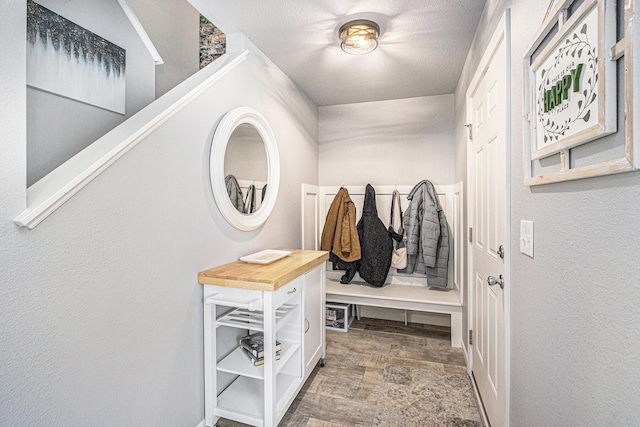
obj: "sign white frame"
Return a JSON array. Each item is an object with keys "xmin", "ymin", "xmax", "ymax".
[{"xmin": 523, "ymin": 0, "xmax": 639, "ymax": 185}]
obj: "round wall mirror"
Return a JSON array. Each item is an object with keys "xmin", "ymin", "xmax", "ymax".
[{"xmin": 210, "ymin": 107, "xmax": 280, "ymax": 231}]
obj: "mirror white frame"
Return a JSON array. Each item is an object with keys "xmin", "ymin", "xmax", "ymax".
[{"xmin": 210, "ymin": 107, "xmax": 280, "ymax": 231}]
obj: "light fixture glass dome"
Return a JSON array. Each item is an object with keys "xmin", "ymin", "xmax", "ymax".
[{"xmin": 339, "ymin": 19, "xmax": 380, "ymax": 55}]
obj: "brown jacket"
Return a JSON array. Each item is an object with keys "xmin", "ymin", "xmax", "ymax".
[{"xmin": 320, "ymin": 188, "xmax": 361, "ymax": 262}]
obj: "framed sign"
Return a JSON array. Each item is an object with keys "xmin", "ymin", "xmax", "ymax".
[
  {"xmin": 532, "ymin": 1, "xmax": 613, "ymax": 153},
  {"xmin": 523, "ymin": 0, "xmax": 639, "ymax": 185}
]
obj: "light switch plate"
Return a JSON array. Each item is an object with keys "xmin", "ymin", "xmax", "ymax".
[{"xmin": 520, "ymin": 220, "xmax": 534, "ymax": 258}]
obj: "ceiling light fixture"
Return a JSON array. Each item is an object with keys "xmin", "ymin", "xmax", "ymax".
[{"xmin": 338, "ymin": 19, "xmax": 380, "ymax": 55}]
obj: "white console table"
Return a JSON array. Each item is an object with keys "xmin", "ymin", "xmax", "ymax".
[{"xmin": 198, "ymin": 249, "xmax": 328, "ymax": 427}]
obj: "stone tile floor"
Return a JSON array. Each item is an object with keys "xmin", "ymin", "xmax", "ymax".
[{"xmin": 218, "ymin": 317, "xmax": 483, "ymax": 427}]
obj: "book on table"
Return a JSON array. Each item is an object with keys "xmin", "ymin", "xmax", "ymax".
[{"xmin": 239, "ymin": 331, "xmax": 282, "ymax": 359}]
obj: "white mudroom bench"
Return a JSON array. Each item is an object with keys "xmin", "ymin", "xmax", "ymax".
[
  {"xmin": 325, "ymin": 274, "xmax": 463, "ymax": 347},
  {"xmin": 301, "ymin": 183, "xmax": 465, "ymax": 348}
]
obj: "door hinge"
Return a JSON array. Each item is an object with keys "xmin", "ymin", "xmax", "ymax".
[
  {"xmin": 469, "ymin": 330, "xmax": 473, "ymax": 345},
  {"xmin": 465, "ymin": 123, "xmax": 473, "ymax": 140},
  {"xmin": 468, "ymin": 227, "xmax": 473, "ymax": 243}
]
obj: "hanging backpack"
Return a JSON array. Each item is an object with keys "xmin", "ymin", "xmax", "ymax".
[
  {"xmin": 356, "ymin": 184, "xmax": 393, "ymax": 287},
  {"xmin": 388, "ymin": 189, "xmax": 408, "ymax": 270}
]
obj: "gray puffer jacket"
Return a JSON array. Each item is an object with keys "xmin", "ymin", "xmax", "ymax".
[{"xmin": 398, "ymin": 180, "xmax": 450, "ymax": 289}]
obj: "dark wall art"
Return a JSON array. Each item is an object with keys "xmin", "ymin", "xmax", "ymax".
[
  {"xmin": 199, "ymin": 15, "xmax": 226, "ymax": 69},
  {"xmin": 27, "ymin": 0, "xmax": 126, "ymax": 114}
]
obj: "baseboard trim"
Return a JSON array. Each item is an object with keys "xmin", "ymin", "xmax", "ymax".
[
  {"xmin": 461, "ymin": 340, "xmax": 470, "ymax": 370},
  {"xmin": 194, "ymin": 419, "xmax": 205, "ymax": 427},
  {"xmin": 470, "ymin": 372, "xmax": 491, "ymax": 427}
]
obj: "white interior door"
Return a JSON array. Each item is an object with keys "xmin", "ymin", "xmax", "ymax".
[{"xmin": 467, "ymin": 12, "xmax": 510, "ymax": 427}]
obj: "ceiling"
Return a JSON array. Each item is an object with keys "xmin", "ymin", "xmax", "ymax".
[{"xmin": 193, "ymin": 0, "xmax": 487, "ymax": 106}]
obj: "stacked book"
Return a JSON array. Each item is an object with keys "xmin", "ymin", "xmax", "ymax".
[{"xmin": 239, "ymin": 332, "xmax": 282, "ymax": 366}]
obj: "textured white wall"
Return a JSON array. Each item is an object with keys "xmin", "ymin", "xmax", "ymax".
[
  {"xmin": 318, "ymin": 95, "xmax": 456, "ymax": 187},
  {"xmin": 455, "ymin": 0, "xmax": 640, "ymax": 424},
  {"xmin": 126, "ymin": 0, "xmax": 200, "ymax": 98},
  {"xmin": 1, "ymin": 5, "xmax": 318, "ymax": 424},
  {"xmin": 27, "ymin": 0, "xmax": 157, "ymax": 186}
]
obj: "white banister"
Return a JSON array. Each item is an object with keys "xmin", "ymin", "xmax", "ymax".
[{"xmin": 15, "ymin": 50, "xmax": 249, "ymax": 229}]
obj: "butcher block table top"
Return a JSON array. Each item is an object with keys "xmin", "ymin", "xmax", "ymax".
[{"xmin": 198, "ymin": 249, "xmax": 328, "ymax": 292}]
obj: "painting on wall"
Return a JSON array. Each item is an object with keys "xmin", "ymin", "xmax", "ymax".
[
  {"xmin": 200, "ymin": 15, "xmax": 226, "ymax": 69},
  {"xmin": 26, "ymin": 0, "xmax": 126, "ymax": 114}
]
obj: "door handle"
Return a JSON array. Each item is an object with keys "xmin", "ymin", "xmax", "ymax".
[{"xmin": 487, "ymin": 275, "xmax": 504, "ymax": 289}]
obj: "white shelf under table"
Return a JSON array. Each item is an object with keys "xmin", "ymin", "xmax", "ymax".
[
  {"xmin": 215, "ymin": 373, "xmax": 301, "ymax": 426},
  {"xmin": 216, "ymin": 341, "xmax": 301, "ymax": 380}
]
